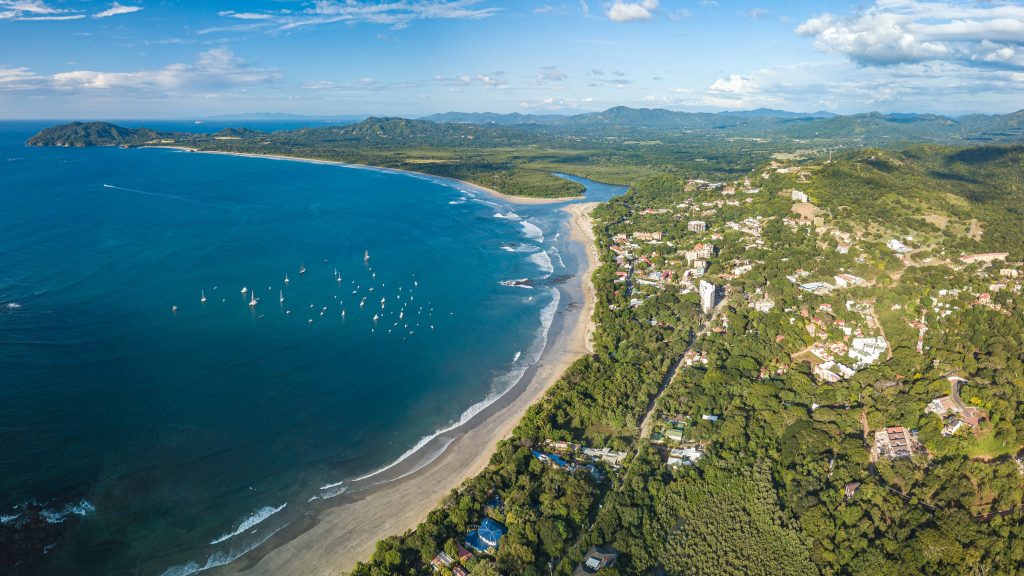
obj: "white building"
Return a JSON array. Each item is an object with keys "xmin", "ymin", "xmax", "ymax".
[
  {"xmin": 687, "ymin": 220, "xmax": 707, "ymax": 233},
  {"xmin": 887, "ymin": 239, "xmax": 912, "ymax": 254},
  {"xmin": 699, "ymin": 280, "xmax": 716, "ymax": 314},
  {"xmin": 849, "ymin": 336, "xmax": 887, "ymax": 368},
  {"xmin": 790, "ymin": 189, "xmax": 809, "ymax": 203}
]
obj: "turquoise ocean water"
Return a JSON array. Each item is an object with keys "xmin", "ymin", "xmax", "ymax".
[{"xmin": 0, "ymin": 121, "xmax": 624, "ymax": 575}]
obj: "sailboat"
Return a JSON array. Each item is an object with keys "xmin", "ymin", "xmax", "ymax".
[
  {"xmin": 249, "ymin": 291, "xmax": 258, "ymax": 307},
  {"xmin": 284, "ymin": 274, "xmax": 290, "ymax": 285},
  {"xmin": 241, "ymin": 286, "xmax": 248, "ymax": 294},
  {"xmin": 279, "ymin": 290, "xmax": 285, "ymax": 304},
  {"xmin": 299, "ymin": 263, "xmax": 306, "ymax": 275},
  {"xmin": 201, "ymin": 290, "xmax": 207, "ymax": 303},
  {"xmin": 364, "ymin": 250, "xmax": 370, "ymax": 262}
]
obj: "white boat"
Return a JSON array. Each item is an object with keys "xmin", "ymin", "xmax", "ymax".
[
  {"xmin": 279, "ymin": 290, "xmax": 284, "ymax": 303},
  {"xmin": 241, "ymin": 287, "xmax": 248, "ymax": 294},
  {"xmin": 284, "ymin": 274, "xmax": 289, "ymax": 284},
  {"xmin": 171, "ymin": 305, "xmax": 178, "ymax": 312},
  {"xmin": 201, "ymin": 291, "xmax": 207, "ymax": 303},
  {"xmin": 299, "ymin": 264, "xmax": 306, "ymax": 275},
  {"xmin": 373, "ymin": 314, "xmax": 379, "ymax": 321},
  {"xmin": 364, "ymin": 250, "xmax": 370, "ymax": 261},
  {"xmin": 249, "ymin": 291, "xmax": 258, "ymax": 307}
]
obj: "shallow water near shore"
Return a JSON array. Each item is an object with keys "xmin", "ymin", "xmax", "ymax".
[{"xmin": 0, "ymin": 122, "xmax": 625, "ymax": 575}]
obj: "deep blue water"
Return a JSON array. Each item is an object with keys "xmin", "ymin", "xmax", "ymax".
[{"xmin": 0, "ymin": 122, "xmax": 625, "ymax": 575}]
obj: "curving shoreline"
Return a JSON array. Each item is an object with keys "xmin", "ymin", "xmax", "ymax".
[
  {"xmin": 172, "ymin": 149, "xmax": 604, "ymax": 575},
  {"xmin": 147, "ymin": 147, "xmax": 581, "ymax": 205}
]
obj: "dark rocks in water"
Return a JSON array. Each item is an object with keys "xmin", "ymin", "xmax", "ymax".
[
  {"xmin": 499, "ymin": 278, "xmax": 533, "ymax": 288},
  {"xmin": 0, "ymin": 504, "xmax": 65, "ymax": 571},
  {"xmin": 545, "ymin": 274, "xmax": 574, "ymax": 285}
]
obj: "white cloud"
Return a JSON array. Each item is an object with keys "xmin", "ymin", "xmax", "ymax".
[
  {"xmin": 709, "ymin": 74, "xmax": 756, "ymax": 93},
  {"xmin": 435, "ymin": 71, "xmax": 510, "ymax": 89},
  {"xmin": 518, "ymin": 96, "xmax": 593, "ymax": 110},
  {"xmin": 797, "ymin": 1, "xmax": 1024, "ymax": 69},
  {"xmin": 538, "ymin": 66, "xmax": 569, "ymax": 82},
  {"xmin": 218, "ymin": 11, "xmax": 273, "ymax": 21},
  {"xmin": 51, "ymin": 48, "xmax": 279, "ymax": 94},
  {"xmin": 94, "ymin": 2, "xmax": 141, "ymax": 18},
  {"xmin": 0, "ymin": 0, "xmax": 82, "ymax": 20},
  {"xmin": 208, "ymin": 0, "xmax": 500, "ymax": 33},
  {"xmin": 0, "ymin": 66, "xmax": 44, "ymax": 91},
  {"xmin": 607, "ymin": 0, "xmax": 658, "ymax": 23}
]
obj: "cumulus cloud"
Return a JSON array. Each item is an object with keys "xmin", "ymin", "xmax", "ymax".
[
  {"xmin": 797, "ymin": 1, "xmax": 1024, "ymax": 69},
  {"xmin": 51, "ymin": 48, "xmax": 279, "ymax": 93},
  {"xmin": 94, "ymin": 2, "xmax": 141, "ymax": 18},
  {"xmin": 709, "ymin": 74, "xmax": 756, "ymax": 93},
  {"xmin": 607, "ymin": 0, "xmax": 658, "ymax": 23}
]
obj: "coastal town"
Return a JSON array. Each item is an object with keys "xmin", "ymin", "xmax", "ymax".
[{"xmin": 351, "ymin": 147, "xmax": 1024, "ymax": 576}]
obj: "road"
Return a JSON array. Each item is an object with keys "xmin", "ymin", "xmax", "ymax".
[{"xmin": 637, "ymin": 294, "xmax": 727, "ymax": 438}]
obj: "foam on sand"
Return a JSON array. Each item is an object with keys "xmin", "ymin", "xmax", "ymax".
[
  {"xmin": 161, "ymin": 521, "xmax": 289, "ymax": 576},
  {"xmin": 209, "ymin": 503, "xmax": 287, "ymax": 545}
]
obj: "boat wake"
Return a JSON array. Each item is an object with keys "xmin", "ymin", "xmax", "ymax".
[{"xmin": 101, "ymin": 184, "xmax": 216, "ymax": 207}]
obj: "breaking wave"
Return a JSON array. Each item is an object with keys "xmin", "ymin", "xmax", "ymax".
[
  {"xmin": 342, "ymin": 289, "xmax": 559, "ymax": 487},
  {"xmin": 529, "ymin": 251, "xmax": 554, "ymax": 275},
  {"xmin": 520, "ymin": 221, "xmax": 544, "ymax": 243},
  {"xmin": 160, "ymin": 522, "xmax": 288, "ymax": 576},
  {"xmin": 209, "ymin": 504, "xmax": 287, "ymax": 545},
  {"xmin": 39, "ymin": 500, "xmax": 95, "ymax": 523}
]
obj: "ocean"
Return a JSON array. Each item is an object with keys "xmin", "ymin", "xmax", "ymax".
[{"xmin": 0, "ymin": 121, "xmax": 625, "ymax": 575}]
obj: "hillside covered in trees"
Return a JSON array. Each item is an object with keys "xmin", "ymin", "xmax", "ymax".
[{"xmin": 349, "ymin": 145, "xmax": 1024, "ymax": 576}]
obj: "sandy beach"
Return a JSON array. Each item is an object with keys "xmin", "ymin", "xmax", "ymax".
[
  {"xmin": 149, "ymin": 147, "xmax": 579, "ymax": 205},
  {"xmin": 200, "ymin": 172, "xmax": 601, "ymax": 575}
]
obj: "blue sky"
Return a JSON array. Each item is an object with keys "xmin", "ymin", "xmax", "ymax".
[{"xmin": 1, "ymin": 0, "xmax": 1023, "ymax": 118}]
